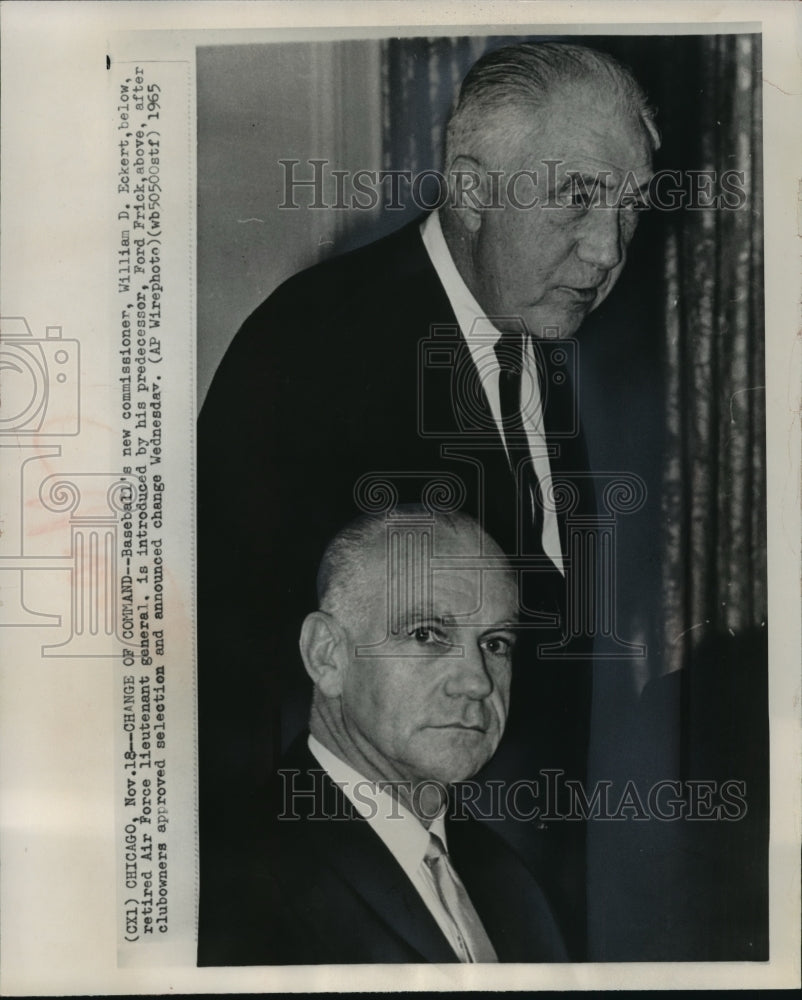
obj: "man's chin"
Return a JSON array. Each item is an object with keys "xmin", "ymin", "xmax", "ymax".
[
  {"xmin": 415, "ymin": 763, "xmax": 483, "ymax": 786},
  {"xmin": 412, "ymin": 738, "xmax": 497, "ymax": 785},
  {"xmin": 526, "ymin": 306, "xmax": 586, "ymax": 340}
]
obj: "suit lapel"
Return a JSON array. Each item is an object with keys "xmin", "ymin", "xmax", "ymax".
[
  {"xmin": 536, "ymin": 341, "xmax": 596, "ymax": 528},
  {"xmin": 319, "ymin": 805, "xmax": 458, "ymax": 963},
  {"xmin": 398, "ymin": 228, "xmax": 499, "ymax": 443},
  {"xmin": 284, "ymin": 742, "xmax": 458, "ymax": 963},
  {"xmin": 386, "ymin": 224, "xmax": 518, "ymax": 552},
  {"xmin": 446, "ymin": 813, "xmax": 568, "ymax": 962}
]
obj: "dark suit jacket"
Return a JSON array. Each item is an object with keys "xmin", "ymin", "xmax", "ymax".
[
  {"xmin": 198, "ymin": 740, "xmax": 567, "ymax": 965},
  {"xmin": 197, "ymin": 218, "xmax": 595, "ymax": 959}
]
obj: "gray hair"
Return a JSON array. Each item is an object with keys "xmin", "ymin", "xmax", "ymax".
[
  {"xmin": 316, "ymin": 505, "xmax": 503, "ymax": 626},
  {"xmin": 444, "ymin": 41, "xmax": 660, "ymax": 171}
]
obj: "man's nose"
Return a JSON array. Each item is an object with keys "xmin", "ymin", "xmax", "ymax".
[
  {"xmin": 444, "ymin": 642, "xmax": 494, "ymax": 700},
  {"xmin": 576, "ymin": 206, "xmax": 623, "ymax": 271}
]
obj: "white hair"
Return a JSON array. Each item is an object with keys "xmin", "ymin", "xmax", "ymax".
[
  {"xmin": 316, "ymin": 505, "xmax": 504, "ymax": 626},
  {"xmin": 444, "ymin": 41, "xmax": 660, "ymax": 171}
]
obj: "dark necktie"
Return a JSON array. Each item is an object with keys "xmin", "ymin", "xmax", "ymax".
[{"xmin": 494, "ymin": 331, "xmax": 544, "ymax": 557}]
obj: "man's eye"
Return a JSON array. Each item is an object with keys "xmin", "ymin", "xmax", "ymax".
[
  {"xmin": 557, "ymin": 185, "xmax": 588, "ymax": 209},
  {"xmin": 410, "ymin": 625, "xmax": 446, "ymax": 645},
  {"xmin": 482, "ymin": 635, "xmax": 514, "ymax": 656},
  {"xmin": 557, "ymin": 177, "xmax": 601, "ymax": 210}
]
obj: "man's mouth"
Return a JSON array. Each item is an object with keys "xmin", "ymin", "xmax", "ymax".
[
  {"xmin": 557, "ymin": 285, "xmax": 598, "ymax": 303},
  {"xmin": 429, "ymin": 722, "xmax": 488, "ymax": 733}
]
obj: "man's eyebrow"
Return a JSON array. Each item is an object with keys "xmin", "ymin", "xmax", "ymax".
[
  {"xmin": 403, "ymin": 606, "xmax": 454, "ymax": 626},
  {"xmin": 563, "ymin": 171, "xmax": 652, "ymax": 193},
  {"xmin": 562, "ymin": 170, "xmax": 610, "ymax": 184},
  {"xmin": 402, "ymin": 607, "xmax": 518, "ymax": 630},
  {"xmin": 447, "ymin": 618, "xmax": 520, "ymax": 631}
]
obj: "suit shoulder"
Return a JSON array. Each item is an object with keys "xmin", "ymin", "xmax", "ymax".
[
  {"xmin": 203, "ymin": 219, "xmax": 426, "ymax": 387},
  {"xmin": 247, "ymin": 216, "xmax": 429, "ymax": 327},
  {"xmin": 201, "ymin": 216, "xmax": 437, "ymax": 422},
  {"xmin": 447, "ymin": 813, "xmax": 569, "ymax": 961}
]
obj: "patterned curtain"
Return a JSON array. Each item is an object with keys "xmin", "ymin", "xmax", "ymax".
[
  {"xmin": 381, "ymin": 36, "xmax": 492, "ymax": 174},
  {"xmin": 660, "ymin": 33, "xmax": 766, "ymax": 675},
  {"xmin": 640, "ymin": 37, "xmax": 768, "ymax": 960}
]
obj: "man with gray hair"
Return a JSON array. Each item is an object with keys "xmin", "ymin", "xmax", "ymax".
[
  {"xmin": 440, "ymin": 42, "xmax": 657, "ymax": 345},
  {"xmin": 223, "ymin": 507, "xmax": 567, "ymax": 964},
  {"xmin": 198, "ymin": 40, "xmax": 657, "ymax": 963}
]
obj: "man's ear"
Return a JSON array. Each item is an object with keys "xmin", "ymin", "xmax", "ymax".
[
  {"xmin": 447, "ymin": 154, "xmax": 487, "ymax": 234},
  {"xmin": 299, "ymin": 611, "xmax": 347, "ymax": 699}
]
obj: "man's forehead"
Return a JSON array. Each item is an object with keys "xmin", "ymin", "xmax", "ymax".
[
  {"xmin": 429, "ymin": 563, "xmax": 517, "ymax": 614},
  {"xmin": 515, "ymin": 82, "xmax": 654, "ymax": 177},
  {"xmin": 354, "ymin": 552, "xmax": 517, "ymax": 634},
  {"xmin": 358, "ymin": 523, "xmax": 512, "ymax": 585},
  {"xmin": 557, "ymin": 154, "xmax": 654, "ymax": 189}
]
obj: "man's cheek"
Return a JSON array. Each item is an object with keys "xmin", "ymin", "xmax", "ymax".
[
  {"xmin": 488, "ymin": 684, "xmax": 509, "ymax": 732},
  {"xmin": 592, "ymin": 264, "xmax": 624, "ymax": 311}
]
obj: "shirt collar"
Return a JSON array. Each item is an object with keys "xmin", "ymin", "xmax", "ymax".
[
  {"xmin": 420, "ymin": 210, "xmax": 503, "ymax": 345},
  {"xmin": 307, "ymin": 735, "xmax": 447, "ymax": 877}
]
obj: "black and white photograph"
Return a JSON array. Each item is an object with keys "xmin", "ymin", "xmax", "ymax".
[
  {"xmin": 196, "ymin": 28, "xmax": 768, "ymax": 966},
  {"xmin": 0, "ymin": 1, "xmax": 799, "ymax": 994}
]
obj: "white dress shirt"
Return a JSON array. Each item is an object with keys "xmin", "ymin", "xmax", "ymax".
[
  {"xmin": 420, "ymin": 210, "xmax": 564, "ymax": 576},
  {"xmin": 308, "ymin": 734, "xmax": 490, "ymax": 961}
]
